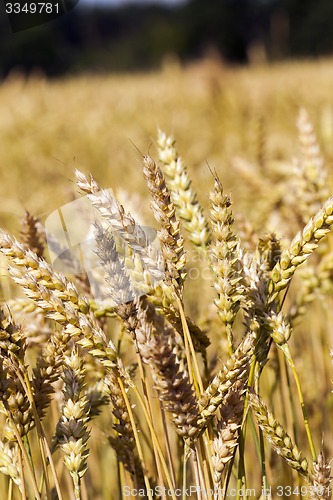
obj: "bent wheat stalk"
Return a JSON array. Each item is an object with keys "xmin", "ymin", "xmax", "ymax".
[{"xmin": 269, "ymin": 195, "xmax": 333, "ymax": 300}]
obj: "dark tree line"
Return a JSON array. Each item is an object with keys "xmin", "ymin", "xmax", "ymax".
[{"xmin": 0, "ymin": 0, "xmax": 333, "ymax": 78}]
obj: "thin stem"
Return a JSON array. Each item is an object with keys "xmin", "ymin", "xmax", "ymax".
[
  {"xmin": 160, "ymin": 401, "xmax": 176, "ymax": 489},
  {"xmin": 259, "ymin": 428, "xmax": 268, "ymax": 500},
  {"xmin": 117, "ymin": 377, "xmax": 153, "ymax": 500},
  {"xmin": 192, "ymin": 450, "xmax": 202, "ymax": 500},
  {"xmin": 11, "ymin": 423, "xmax": 41, "ymax": 500},
  {"xmin": 135, "ymin": 346, "xmax": 166, "ymax": 493},
  {"xmin": 20, "ymin": 373, "xmax": 51, "ymax": 500},
  {"xmin": 19, "ymin": 369, "xmax": 62, "ymax": 500},
  {"xmin": 182, "ymin": 448, "xmax": 187, "ymax": 500},
  {"xmin": 236, "ymin": 431, "xmax": 247, "ymax": 500},
  {"xmin": 291, "ymin": 365, "xmax": 317, "ymax": 462},
  {"xmin": 195, "ymin": 445, "xmax": 208, "ymax": 500},
  {"xmin": 117, "ymin": 453, "xmax": 122, "ymax": 499},
  {"xmin": 7, "ymin": 478, "xmax": 13, "ymax": 500},
  {"xmin": 18, "ymin": 448, "xmax": 26, "ymax": 500},
  {"xmin": 130, "ymin": 384, "xmax": 177, "ymax": 500},
  {"xmin": 281, "ymin": 345, "xmax": 317, "ymax": 461}
]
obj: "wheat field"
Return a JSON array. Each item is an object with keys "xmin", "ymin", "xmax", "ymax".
[{"xmin": 0, "ymin": 59, "xmax": 333, "ymax": 499}]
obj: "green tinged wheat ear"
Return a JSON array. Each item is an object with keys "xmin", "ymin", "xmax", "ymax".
[
  {"xmin": 249, "ymin": 391, "xmax": 309, "ymax": 477},
  {"xmin": 209, "ymin": 175, "xmax": 244, "ymax": 352},
  {"xmin": 269, "ymin": 196, "xmax": 333, "ymax": 301},
  {"xmin": 157, "ymin": 129, "xmax": 211, "ymax": 247}
]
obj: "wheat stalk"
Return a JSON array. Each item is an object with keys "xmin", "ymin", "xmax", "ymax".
[{"xmin": 136, "ymin": 295, "xmax": 199, "ymax": 443}]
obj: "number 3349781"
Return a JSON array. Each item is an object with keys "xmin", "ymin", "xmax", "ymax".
[{"xmin": 6, "ymin": 3, "xmax": 59, "ymax": 14}]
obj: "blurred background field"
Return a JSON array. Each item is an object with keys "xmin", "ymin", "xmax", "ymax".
[{"xmin": 2, "ymin": 58, "xmax": 333, "ymax": 234}]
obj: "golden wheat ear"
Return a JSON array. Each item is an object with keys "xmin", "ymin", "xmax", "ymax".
[
  {"xmin": 157, "ymin": 129, "xmax": 211, "ymax": 248},
  {"xmin": 269, "ymin": 195, "xmax": 333, "ymax": 300},
  {"xmin": 20, "ymin": 210, "xmax": 45, "ymax": 258},
  {"xmin": 142, "ymin": 154, "xmax": 186, "ymax": 295},
  {"xmin": 209, "ymin": 174, "xmax": 244, "ymax": 354},
  {"xmin": 249, "ymin": 391, "xmax": 309, "ymax": 477}
]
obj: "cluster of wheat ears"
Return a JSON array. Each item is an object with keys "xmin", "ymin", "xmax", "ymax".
[{"xmin": 0, "ymin": 109, "xmax": 333, "ymax": 499}]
